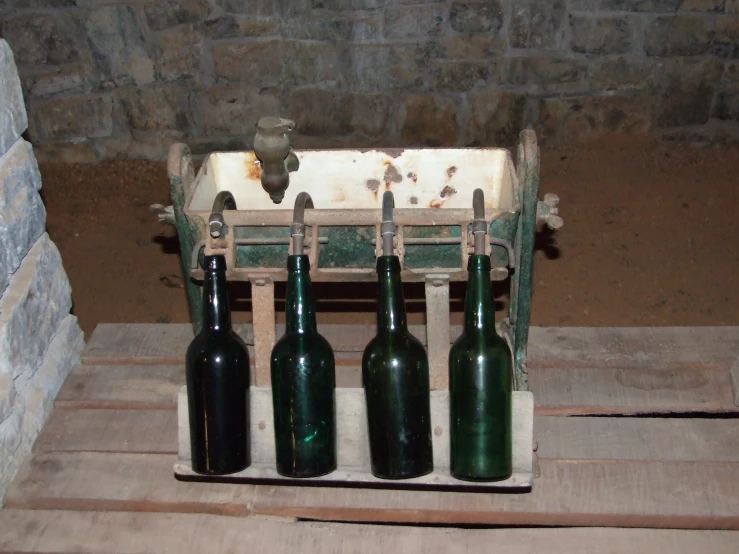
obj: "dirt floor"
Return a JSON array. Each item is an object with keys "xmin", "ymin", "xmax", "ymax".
[{"xmin": 39, "ymin": 134, "xmax": 739, "ymax": 339}]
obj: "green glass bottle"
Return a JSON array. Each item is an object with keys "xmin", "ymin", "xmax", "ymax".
[
  {"xmin": 449, "ymin": 254, "xmax": 513, "ymax": 481},
  {"xmin": 270, "ymin": 254, "xmax": 337, "ymax": 477},
  {"xmin": 363, "ymin": 255, "xmax": 433, "ymax": 479},
  {"xmin": 186, "ymin": 254, "xmax": 250, "ymax": 475}
]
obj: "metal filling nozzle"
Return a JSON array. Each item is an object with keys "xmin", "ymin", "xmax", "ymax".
[
  {"xmin": 472, "ymin": 188, "xmax": 487, "ymax": 255},
  {"xmin": 291, "ymin": 192, "xmax": 314, "ymax": 256},
  {"xmin": 380, "ymin": 191, "xmax": 396, "ymax": 257}
]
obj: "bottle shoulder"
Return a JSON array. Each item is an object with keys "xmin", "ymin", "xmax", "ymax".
[
  {"xmin": 272, "ymin": 330, "xmax": 335, "ymax": 359},
  {"xmin": 362, "ymin": 331, "xmax": 428, "ymax": 365},
  {"xmin": 186, "ymin": 330, "xmax": 250, "ymax": 361}
]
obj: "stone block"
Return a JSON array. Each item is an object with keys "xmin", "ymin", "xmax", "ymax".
[
  {"xmin": 154, "ymin": 25, "xmax": 204, "ymax": 82},
  {"xmin": 122, "ymin": 86, "xmax": 192, "ymax": 132},
  {"xmin": 422, "ymin": 36, "xmax": 506, "ymax": 60},
  {"xmin": 598, "ymin": 0, "xmax": 681, "ymax": 10},
  {"xmin": 449, "ymin": 1, "xmax": 503, "ymax": 34},
  {"xmin": 0, "ymin": 406, "xmax": 23, "ymax": 482},
  {"xmin": 401, "ymin": 95, "xmax": 457, "ymax": 147},
  {"xmin": 86, "ymin": 5, "xmax": 155, "ymax": 86},
  {"xmin": 281, "ymin": 11, "xmax": 379, "ymax": 41},
  {"xmin": 199, "ymin": 86, "xmax": 280, "ymax": 136},
  {"xmin": 502, "ymin": 56, "xmax": 588, "ymax": 91},
  {"xmin": 590, "ymin": 57, "xmax": 662, "ymax": 91},
  {"xmin": 31, "ymin": 94, "xmax": 113, "ymax": 141},
  {"xmin": 656, "ymin": 58, "xmax": 723, "ymax": 126},
  {"xmin": 213, "ymin": 39, "xmax": 284, "ymax": 85},
  {"xmin": 713, "ymin": 84, "xmax": 739, "ymax": 119},
  {"xmin": 679, "ymin": 0, "xmax": 726, "ymax": 10},
  {"xmin": 428, "ymin": 61, "xmax": 493, "ymax": 92},
  {"xmin": 467, "ymin": 90, "xmax": 526, "ymax": 147},
  {"xmin": 569, "ymin": 15, "xmax": 637, "ymax": 55},
  {"xmin": 538, "ymin": 94, "xmax": 656, "ymax": 142},
  {"xmin": 283, "ymin": 41, "xmax": 342, "ymax": 86},
  {"xmin": 95, "ymin": 131, "xmax": 186, "ymax": 161},
  {"xmin": 644, "ymin": 15, "xmax": 714, "ymax": 56},
  {"xmin": 0, "ymin": 139, "xmax": 46, "ymax": 296},
  {"xmin": 0, "ymin": 374, "xmax": 15, "ymax": 422},
  {"xmin": 286, "ymin": 88, "xmax": 396, "ymax": 139},
  {"xmin": 383, "ymin": 4, "xmax": 445, "ymax": 39},
  {"xmin": 710, "ymin": 15, "xmax": 739, "ymax": 58},
  {"xmin": 145, "ymin": 0, "xmax": 212, "ymax": 31},
  {"xmin": 509, "ymin": 0, "xmax": 565, "ymax": 49},
  {"xmin": 0, "ymin": 13, "xmax": 85, "ymax": 66},
  {"xmin": 722, "ymin": 61, "xmax": 739, "ymax": 82},
  {"xmin": 21, "ymin": 64, "xmax": 99, "ymax": 99},
  {"xmin": 341, "ymin": 44, "xmax": 424, "ymax": 92},
  {"xmin": 0, "ymin": 41, "xmax": 27, "ymax": 159},
  {"xmin": 0, "ymin": 233, "xmax": 72, "ymax": 380},
  {"xmin": 201, "ymin": 14, "xmax": 280, "ymax": 39}
]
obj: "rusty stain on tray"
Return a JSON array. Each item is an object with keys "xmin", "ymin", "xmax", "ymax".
[
  {"xmin": 366, "ymin": 179, "xmax": 381, "ymax": 192},
  {"xmin": 439, "ymin": 186, "xmax": 457, "ymax": 199},
  {"xmin": 446, "ymin": 166, "xmax": 457, "ymax": 179},
  {"xmin": 244, "ymin": 151, "xmax": 262, "ymax": 181},
  {"xmin": 407, "ymin": 172, "xmax": 418, "ymax": 183},
  {"xmin": 409, "ymin": 196, "xmax": 419, "ymax": 205},
  {"xmin": 384, "ymin": 164, "xmax": 403, "ymax": 185}
]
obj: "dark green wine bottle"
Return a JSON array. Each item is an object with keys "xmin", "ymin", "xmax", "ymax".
[
  {"xmin": 449, "ymin": 254, "xmax": 512, "ymax": 481},
  {"xmin": 186, "ymin": 255, "xmax": 250, "ymax": 475},
  {"xmin": 271, "ymin": 254, "xmax": 337, "ymax": 477},
  {"xmin": 363, "ymin": 255, "xmax": 433, "ymax": 479}
]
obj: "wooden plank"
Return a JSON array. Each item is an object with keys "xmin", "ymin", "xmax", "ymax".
[
  {"xmin": 6, "ymin": 452, "xmax": 739, "ymax": 529},
  {"xmin": 528, "ymin": 326, "xmax": 739, "ymax": 371},
  {"xmin": 56, "ymin": 363, "xmax": 738, "ymax": 415},
  {"xmin": 5, "ymin": 453, "xmax": 256, "ymax": 516},
  {"xmin": 535, "ymin": 417, "xmax": 739, "ymax": 462},
  {"xmin": 38, "ymin": 404, "xmax": 739, "ymax": 466},
  {"xmin": 35, "ymin": 408, "xmax": 177, "ymax": 454},
  {"xmin": 531, "ymin": 366, "xmax": 738, "ymax": 415},
  {"xmin": 82, "ymin": 324, "xmax": 739, "ymax": 371},
  {"xmin": 175, "ymin": 388, "xmax": 534, "ymax": 490},
  {"xmin": 55, "ymin": 365, "xmax": 184, "ymax": 410},
  {"xmin": 250, "ymin": 279, "xmax": 276, "ymax": 387},
  {"xmin": 2, "ymin": 510, "xmax": 739, "ymax": 554}
]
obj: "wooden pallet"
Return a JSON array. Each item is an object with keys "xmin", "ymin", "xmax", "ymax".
[{"xmin": 2, "ymin": 323, "xmax": 739, "ymax": 553}]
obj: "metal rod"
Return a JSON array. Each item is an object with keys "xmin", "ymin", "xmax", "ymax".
[
  {"xmin": 291, "ymin": 192, "xmax": 314, "ymax": 256},
  {"xmin": 371, "ymin": 237, "xmax": 459, "ymax": 246},
  {"xmin": 381, "ymin": 190, "xmax": 395, "ymax": 256},
  {"xmin": 191, "ymin": 240, "xmax": 206, "ymax": 269},
  {"xmin": 208, "ymin": 191, "xmax": 237, "ymax": 238},
  {"xmin": 236, "ymin": 237, "xmax": 328, "ymax": 246},
  {"xmin": 490, "ymin": 237, "xmax": 516, "ymax": 270}
]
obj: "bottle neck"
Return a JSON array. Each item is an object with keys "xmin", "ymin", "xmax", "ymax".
[
  {"xmin": 285, "ymin": 255, "xmax": 317, "ymax": 334},
  {"xmin": 376, "ymin": 256, "xmax": 407, "ymax": 335},
  {"xmin": 464, "ymin": 255, "xmax": 496, "ymax": 334},
  {"xmin": 201, "ymin": 255, "xmax": 231, "ymax": 333}
]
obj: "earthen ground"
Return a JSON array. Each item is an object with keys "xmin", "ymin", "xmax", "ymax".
[{"xmin": 39, "ymin": 134, "xmax": 739, "ymax": 339}]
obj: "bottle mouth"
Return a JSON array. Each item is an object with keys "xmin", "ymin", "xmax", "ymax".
[
  {"xmin": 467, "ymin": 254, "xmax": 491, "ymax": 272},
  {"xmin": 376, "ymin": 255, "xmax": 401, "ymax": 274},
  {"xmin": 287, "ymin": 254, "xmax": 310, "ymax": 272},
  {"xmin": 204, "ymin": 255, "xmax": 227, "ymax": 272}
]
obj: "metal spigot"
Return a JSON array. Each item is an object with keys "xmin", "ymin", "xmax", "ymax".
[
  {"xmin": 380, "ymin": 191, "xmax": 396, "ymax": 256},
  {"xmin": 291, "ymin": 192, "xmax": 313, "ymax": 255},
  {"xmin": 253, "ymin": 116, "xmax": 300, "ymax": 204},
  {"xmin": 537, "ymin": 193, "xmax": 564, "ymax": 230},
  {"xmin": 208, "ymin": 191, "xmax": 236, "ymax": 238}
]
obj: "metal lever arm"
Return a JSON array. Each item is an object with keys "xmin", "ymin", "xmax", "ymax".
[{"xmin": 291, "ymin": 192, "xmax": 314, "ymax": 255}]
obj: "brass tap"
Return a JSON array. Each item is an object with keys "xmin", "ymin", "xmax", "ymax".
[{"xmin": 253, "ymin": 116, "xmax": 300, "ymax": 204}]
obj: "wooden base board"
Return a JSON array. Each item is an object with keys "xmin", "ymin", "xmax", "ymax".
[{"xmin": 176, "ymin": 387, "xmax": 534, "ymax": 490}]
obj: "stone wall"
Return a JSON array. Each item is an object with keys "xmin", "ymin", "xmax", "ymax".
[
  {"xmin": 0, "ymin": 40, "xmax": 85, "ymax": 504},
  {"xmin": 2, "ymin": 0, "xmax": 739, "ymax": 162}
]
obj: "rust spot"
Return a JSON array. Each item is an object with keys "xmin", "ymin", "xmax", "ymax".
[
  {"xmin": 446, "ymin": 166, "xmax": 457, "ymax": 179},
  {"xmin": 407, "ymin": 172, "xmax": 418, "ymax": 183},
  {"xmin": 384, "ymin": 164, "xmax": 402, "ymax": 184},
  {"xmin": 245, "ymin": 152, "xmax": 262, "ymax": 181},
  {"xmin": 409, "ymin": 196, "xmax": 418, "ymax": 205},
  {"xmin": 439, "ymin": 185, "xmax": 457, "ymax": 198},
  {"xmin": 429, "ymin": 199, "xmax": 443, "ymax": 209},
  {"xmin": 366, "ymin": 179, "xmax": 381, "ymax": 192}
]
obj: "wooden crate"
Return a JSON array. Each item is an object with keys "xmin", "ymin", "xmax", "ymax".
[{"xmin": 175, "ymin": 387, "xmax": 534, "ymax": 489}]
